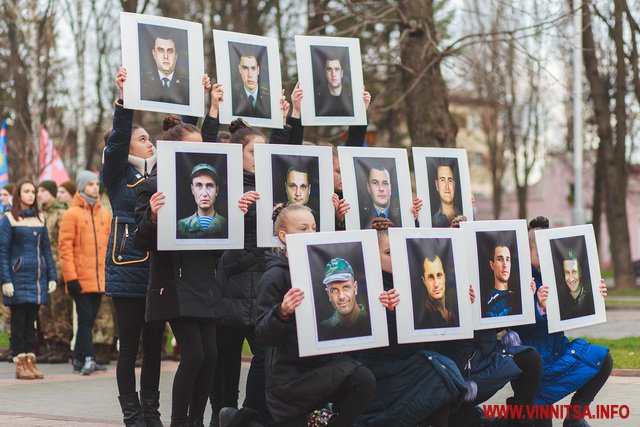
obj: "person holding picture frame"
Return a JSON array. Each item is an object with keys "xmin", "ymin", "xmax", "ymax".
[
  {"xmin": 428, "ymin": 218, "xmax": 543, "ymax": 427},
  {"xmin": 356, "ymin": 218, "xmax": 467, "ymax": 427},
  {"xmin": 252, "ymin": 203, "xmax": 375, "ymax": 427},
  {"xmin": 512, "ymin": 217, "xmax": 612, "ymax": 427},
  {"xmin": 211, "ymin": 87, "xmax": 301, "ymax": 426}
]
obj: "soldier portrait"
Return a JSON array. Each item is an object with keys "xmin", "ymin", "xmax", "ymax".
[{"xmin": 229, "ymin": 42, "xmax": 271, "ymax": 119}]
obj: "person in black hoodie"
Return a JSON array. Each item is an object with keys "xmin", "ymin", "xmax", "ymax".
[
  {"xmin": 254, "ymin": 203, "xmax": 375, "ymax": 427},
  {"xmin": 211, "ymin": 85, "xmax": 302, "ymax": 427},
  {"xmin": 134, "ymin": 112, "xmax": 224, "ymax": 427},
  {"xmin": 357, "ymin": 218, "xmax": 467, "ymax": 427}
]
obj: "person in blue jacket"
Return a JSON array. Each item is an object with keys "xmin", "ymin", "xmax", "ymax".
[
  {"xmin": 357, "ymin": 217, "xmax": 467, "ymax": 427},
  {"xmin": 515, "ymin": 216, "xmax": 612, "ymax": 427},
  {"xmin": 0, "ymin": 179, "xmax": 56, "ymax": 380}
]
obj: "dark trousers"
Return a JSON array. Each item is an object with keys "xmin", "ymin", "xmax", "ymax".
[
  {"xmin": 169, "ymin": 317, "xmax": 217, "ymax": 425},
  {"xmin": 210, "ymin": 325, "xmax": 267, "ymax": 417},
  {"xmin": 73, "ymin": 293, "xmax": 102, "ymax": 360},
  {"xmin": 113, "ymin": 297, "xmax": 164, "ymax": 395},
  {"xmin": 10, "ymin": 303, "xmax": 39, "ymax": 354},
  {"xmin": 280, "ymin": 365, "xmax": 376, "ymax": 427}
]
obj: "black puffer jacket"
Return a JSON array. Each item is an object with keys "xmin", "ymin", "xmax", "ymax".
[
  {"xmin": 134, "ymin": 168, "xmax": 224, "ymax": 322},
  {"xmin": 255, "ymin": 252, "xmax": 363, "ymax": 422}
]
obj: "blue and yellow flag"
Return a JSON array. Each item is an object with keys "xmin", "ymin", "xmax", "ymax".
[{"xmin": 0, "ymin": 121, "xmax": 8, "ymax": 188}]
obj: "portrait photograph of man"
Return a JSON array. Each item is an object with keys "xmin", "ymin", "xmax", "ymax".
[
  {"xmin": 229, "ymin": 42, "xmax": 271, "ymax": 119},
  {"xmin": 306, "ymin": 242, "xmax": 372, "ymax": 342},
  {"xmin": 426, "ymin": 157, "xmax": 464, "ymax": 228},
  {"xmin": 271, "ymin": 154, "xmax": 320, "ymax": 228},
  {"xmin": 310, "ymin": 45, "xmax": 354, "ymax": 117},
  {"xmin": 476, "ymin": 230, "xmax": 523, "ymax": 318},
  {"xmin": 550, "ymin": 235, "xmax": 596, "ymax": 321},
  {"xmin": 138, "ymin": 23, "xmax": 190, "ymax": 105},
  {"xmin": 406, "ymin": 237, "xmax": 460, "ymax": 330},
  {"xmin": 174, "ymin": 152, "xmax": 229, "ymax": 240},
  {"xmin": 353, "ymin": 157, "xmax": 401, "ymax": 229}
]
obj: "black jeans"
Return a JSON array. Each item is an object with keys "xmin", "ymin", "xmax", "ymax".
[
  {"xmin": 10, "ymin": 303, "xmax": 39, "ymax": 354},
  {"xmin": 280, "ymin": 365, "xmax": 376, "ymax": 427},
  {"xmin": 113, "ymin": 297, "xmax": 165, "ymax": 395},
  {"xmin": 169, "ymin": 317, "xmax": 217, "ymax": 425},
  {"xmin": 210, "ymin": 325, "xmax": 266, "ymax": 417},
  {"xmin": 73, "ymin": 293, "xmax": 102, "ymax": 361}
]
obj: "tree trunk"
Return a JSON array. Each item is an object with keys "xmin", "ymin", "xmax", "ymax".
[
  {"xmin": 398, "ymin": 0, "xmax": 457, "ymax": 148},
  {"xmin": 582, "ymin": 0, "xmax": 635, "ymax": 288}
]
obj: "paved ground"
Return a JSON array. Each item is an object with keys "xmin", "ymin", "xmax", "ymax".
[
  {"xmin": 566, "ymin": 308, "xmax": 640, "ymax": 339},
  {"xmin": 0, "ymin": 359, "xmax": 637, "ymax": 426}
]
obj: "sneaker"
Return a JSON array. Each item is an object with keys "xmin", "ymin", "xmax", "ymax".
[
  {"xmin": 218, "ymin": 407, "xmax": 238, "ymax": 427},
  {"xmin": 307, "ymin": 408, "xmax": 336, "ymax": 427},
  {"xmin": 72, "ymin": 358, "xmax": 83, "ymax": 373},
  {"xmin": 94, "ymin": 362, "xmax": 107, "ymax": 372},
  {"xmin": 81, "ymin": 356, "xmax": 97, "ymax": 375}
]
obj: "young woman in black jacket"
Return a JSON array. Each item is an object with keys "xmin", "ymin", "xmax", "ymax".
[
  {"xmin": 210, "ymin": 86, "xmax": 302, "ymax": 426},
  {"xmin": 254, "ymin": 203, "xmax": 375, "ymax": 427},
  {"xmin": 134, "ymin": 110, "xmax": 225, "ymax": 427}
]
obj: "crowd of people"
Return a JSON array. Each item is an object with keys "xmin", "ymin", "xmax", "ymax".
[{"xmin": 0, "ymin": 63, "xmax": 614, "ymax": 427}]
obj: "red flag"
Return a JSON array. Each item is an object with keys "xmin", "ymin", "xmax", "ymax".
[{"xmin": 39, "ymin": 126, "xmax": 70, "ymax": 184}]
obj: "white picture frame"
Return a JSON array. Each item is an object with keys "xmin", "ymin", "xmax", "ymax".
[
  {"xmin": 120, "ymin": 12, "xmax": 205, "ymax": 117},
  {"xmin": 156, "ymin": 141, "xmax": 244, "ymax": 250},
  {"xmin": 213, "ymin": 30, "xmax": 283, "ymax": 129},
  {"xmin": 413, "ymin": 147, "xmax": 474, "ymax": 227},
  {"xmin": 535, "ymin": 225, "xmax": 606, "ymax": 333},
  {"xmin": 295, "ymin": 35, "xmax": 367, "ymax": 126},
  {"xmin": 286, "ymin": 230, "xmax": 389, "ymax": 357},
  {"xmin": 461, "ymin": 220, "xmax": 535, "ymax": 330},
  {"xmin": 388, "ymin": 227, "xmax": 474, "ymax": 343},
  {"xmin": 338, "ymin": 146, "xmax": 415, "ymax": 230},
  {"xmin": 255, "ymin": 144, "xmax": 335, "ymax": 247}
]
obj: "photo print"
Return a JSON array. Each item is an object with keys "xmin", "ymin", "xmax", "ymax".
[
  {"xmin": 286, "ymin": 230, "xmax": 388, "ymax": 356},
  {"xmin": 156, "ymin": 141, "xmax": 244, "ymax": 250},
  {"xmin": 413, "ymin": 147, "xmax": 474, "ymax": 228},
  {"xmin": 120, "ymin": 12, "xmax": 205, "ymax": 116},
  {"xmin": 254, "ymin": 144, "xmax": 335, "ymax": 247},
  {"xmin": 213, "ymin": 30, "xmax": 283, "ymax": 129},
  {"xmin": 388, "ymin": 227, "xmax": 473, "ymax": 343}
]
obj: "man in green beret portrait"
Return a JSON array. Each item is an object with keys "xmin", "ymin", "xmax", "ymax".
[{"xmin": 318, "ymin": 257, "xmax": 371, "ymax": 341}]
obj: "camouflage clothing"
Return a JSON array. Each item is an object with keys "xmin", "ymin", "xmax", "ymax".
[
  {"xmin": 38, "ymin": 201, "xmax": 72, "ymax": 345},
  {"xmin": 92, "ymin": 295, "xmax": 116, "ymax": 345},
  {"xmin": 38, "ymin": 283, "xmax": 73, "ymax": 344},
  {"xmin": 42, "ymin": 201, "xmax": 68, "ymax": 280}
]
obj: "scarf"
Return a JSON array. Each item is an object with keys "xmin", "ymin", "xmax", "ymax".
[{"xmin": 128, "ymin": 149, "xmax": 157, "ymax": 177}]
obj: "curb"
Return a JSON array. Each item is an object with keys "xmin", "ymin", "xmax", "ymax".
[{"xmin": 612, "ymin": 369, "xmax": 640, "ymax": 377}]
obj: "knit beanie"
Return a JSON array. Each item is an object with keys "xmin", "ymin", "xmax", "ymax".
[
  {"xmin": 38, "ymin": 180, "xmax": 58, "ymax": 198},
  {"xmin": 76, "ymin": 170, "xmax": 98, "ymax": 194},
  {"xmin": 59, "ymin": 180, "xmax": 77, "ymax": 196}
]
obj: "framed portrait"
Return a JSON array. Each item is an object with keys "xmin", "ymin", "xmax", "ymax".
[
  {"xmin": 120, "ymin": 12, "xmax": 205, "ymax": 117},
  {"xmin": 338, "ymin": 146, "xmax": 414, "ymax": 231},
  {"xmin": 156, "ymin": 141, "xmax": 244, "ymax": 250},
  {"xmin": 388, "ymin": 228, "xmax": 473, "ymax": 343},
  {"xmin": 254, "ymin": 144, "xmax": 335, "ymax": 247},
  {"xmin": 213, "ymin": 30, "xmax": 283, "ymax": 129},
  {"xmin": 461, "ymin": 220, "xmax": 535, "ymax": 330},
  {"xmin": 413, "ymin": 147, "xmax": 474, "ymax": 228},
  {"xmin": 535, "ymin": 225, "xmax": 606, "ymax": 333},
  {"xmin": 286, "ymin": 230, "xmax": 389, "ymax": 357},
  {"xmin": 295, "ymin": 35, "xmax": 367, "ymax": 126}
]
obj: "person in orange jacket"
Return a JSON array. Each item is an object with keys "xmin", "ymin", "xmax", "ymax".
[{"xmin": 58, "ymin": 170, "xmax": 112, "ymax": 375}]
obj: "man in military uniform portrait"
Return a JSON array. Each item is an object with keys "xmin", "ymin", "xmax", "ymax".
[
  {"xmin": 318, "ymin": 257, "xmax": 371, "ymax": 341},
  {"xmin": 312, "ymin": 46, "xmax": 354, "ymax": 117},
  {"xmin": 232, "ymin": 49, "xmax": 271, "ymax": 119},
  {"xmin": 177, "ymin": 163, "xmax": 227, "ymax": 238},
  {"xmin": 558, "ymin": 250, "xmax": 595, "ymax": 320},
  {"xmin": 431, "ymin": 160, "xmax": 462, "ymax": 228},
  {"xmin": 140, "ymin": 29, "xmax": 190, "ymax": 105}
]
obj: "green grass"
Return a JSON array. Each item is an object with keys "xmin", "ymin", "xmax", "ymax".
[
  {"xmin": 0, "ymin": 330, "xmax": 8, "ymax": 348},
  {"xmin": 607, "ymin": 288, "xmax": 640, "ymax": 297},
  {"xmin": 580, "ymin": 336, "xmax": 640, "ymax": 370}
]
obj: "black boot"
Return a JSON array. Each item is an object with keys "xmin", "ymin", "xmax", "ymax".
[
  {"xmin": 118, "ymin": 393, "xmax": 146, "ymax": 427},
  {"xmin": 140, "ymin": 390, "xmax": 164, "ymax": 427},
  {"xmin": 187, "ymin": 416, "xmax": 204, "ymax": 427}
]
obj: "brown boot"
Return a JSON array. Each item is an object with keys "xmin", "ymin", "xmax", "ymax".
[
  {"xmin": 13, "ymin": 354, "xmax": 36, "ymax": 380},
  {"xmin": 25, "ymin": 353, "xmax": 44, "ymax": 379}
]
